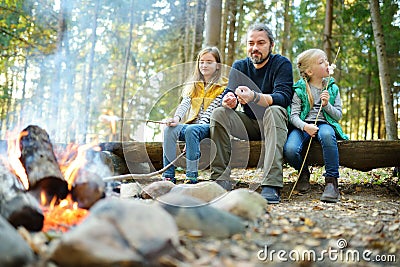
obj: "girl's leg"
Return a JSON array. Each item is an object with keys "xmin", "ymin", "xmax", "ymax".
[
  {"xmin": 284, "ymin": 128, "xmax": 310, "ymax": 171},
  {"xmin": 162, "ymin": 124, "xmax": 186, "ymax": 180},
  {"xmin": 283, "ymin": 128, "xmax": 311, "ymax": 192},
  {"xmin": 317, "ymin": 123, "xmax": 339, "ymax": 178},
  {"xmin": 317, "ymin": 123, "xmax": 340, "ymax": 202},
  {"xmin": 181, "ymin": 124, "xmax": 210, "ymax": 181}
]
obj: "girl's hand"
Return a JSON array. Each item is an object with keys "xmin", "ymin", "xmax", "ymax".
[
  {"xmin": 303, "ymin": 123, "xmax": 319, "ymax": 137},
  {"xmin": 235, "ymin": 86, "xmax": 253, "ymax": 105},
  {"xmin": 222, "ymin": 92, "xmax": 238, "ymax": 108},
  {"xmin": 164, "ymin": 116, "xmax": 179, "ymax": 127},
  {"xmin": 321, "ymin": 90, "xmax": 330, "ymax": 107}
]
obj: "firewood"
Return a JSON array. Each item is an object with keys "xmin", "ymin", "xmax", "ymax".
[
  {"xmin": 71, "ymin": 169, "xmax": 105, "ymax": 209},
  {"xmin": 19, "ymin": 125, "xmax": 68, "ymax": 204},
  {"xmin": 0, "ymin": 161, "xmax": 44, "ymax": 231}
]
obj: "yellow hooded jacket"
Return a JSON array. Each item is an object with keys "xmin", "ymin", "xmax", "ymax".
[{"xmin": 184, "ymin": 77, "xmax": 228, "ymax": 124}]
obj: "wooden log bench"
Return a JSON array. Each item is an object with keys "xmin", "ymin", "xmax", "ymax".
[{"xmin": 100, "ymin": 140, "xmax": 400, "ymax": 174}]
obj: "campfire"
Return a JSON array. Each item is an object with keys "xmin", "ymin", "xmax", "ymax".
[
  {"xmin": 1, "ymin": 125, "xmax": 106, "ymax": 233},
  {"xmin": 41, "ymin": 195, "xmax": 88, "ymax": 233}
]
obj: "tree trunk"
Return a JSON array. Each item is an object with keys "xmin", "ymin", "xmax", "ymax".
[
  {"xmin": 370, "ymin": 0, "xmax": 398, "ymax": 140},
  {"xmin": 371, "ymin": 87, "xmax": 376, "ymax": 139},
  {"xmin": 120, "ymin": 0, "xmax": 135, "ymax": 141},
  {"xmin": 192, "ymin": 0, "xmax": 206, "ymax": 57},
  {"xmin": 364, "ymin": 88, "xmax": 370, "ymax": 140},
  {"xmin": 378, "ymin": 97, "xmax": 382, "ymax": 139},
  {"xmin": 83, "ymin": 0, "xmax": 100, "ymax": 143},
  {"xmin": 50, "ymin": 1, "xmax": 67, "ymax": 136},
  {"xmin": 364, "ymin": 52, "xmax": 372, "ymax": 140},
  {"xmin": 227, "ymin": 1, "xmax": 238, "ymax": 66},
  {"xmin": 220, "ymin": 0, "xmax": 230, "ymax": 63},
  {"xmin": 205, "ymin": 0, "xmax": 222, "ymax": 47},
  {"xmin": 348, "ymin": 89, "xmax": 353, "ymax": 139},
  {"xmin": 184, "ymin": 0, "xmax": 192, "ymax": 63},
  {"xmin": 356, "ymin": 87, "xmax": 361, "ymax": 140},
  {"xmin": 323, "ymin": 0, "xmax": 333, "ymax": 61},
  {"xmin": 281, "ymin": 0, "xmax": 291, "ymax": 57},
  {"xmin": 101, "ymin": 140, "xmax": 400, "ymax": 173}
]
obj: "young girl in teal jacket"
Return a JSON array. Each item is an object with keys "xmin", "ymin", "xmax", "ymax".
[{"xmin": 284, "ymin": 48, "xmax": 348, "ymax": 203}]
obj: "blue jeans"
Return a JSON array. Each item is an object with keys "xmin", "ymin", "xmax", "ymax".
[
  {"xmin": 284, "ymin": 123, "xmax": 340, "ymax": 178},
  {"xmin": 163, "ymin": 124, "xmax": 210, "ymax": 178}
]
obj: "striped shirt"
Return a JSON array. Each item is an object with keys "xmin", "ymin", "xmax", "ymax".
[{"xmin": 174, "ymin": 94, "xmax": 223, "ymax": 124}]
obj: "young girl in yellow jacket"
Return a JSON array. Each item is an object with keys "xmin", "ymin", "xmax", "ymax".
[{"xmin": 162, "ymin": 47, "xmax": 227, "ymax": 184}]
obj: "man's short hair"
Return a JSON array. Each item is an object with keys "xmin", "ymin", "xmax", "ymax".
[{"xmin": 247, "ymin": 23, "xmax": 275, "ymax": 44}]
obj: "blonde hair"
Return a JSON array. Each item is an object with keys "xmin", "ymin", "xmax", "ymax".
[
  {"xmin": 296, "ymin": 48, "xmax": 327, "ymax": 109},
  {"xmin": 183, "ymin": 47, "xmax": 222, "ymax": 97}
]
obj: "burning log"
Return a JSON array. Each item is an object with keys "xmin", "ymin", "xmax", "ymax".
[
  {"xmin": 19, "ymin": 125, "xmax": 68, "ymax": 205},
  {"xmin": 71, "ymin": 169, "xmax": 105, "ymax": 209},
  {"xmin": 64, "ymin": 147, "xmax": 107, "ymax": 209},
  {"xmin": 0, "ymin": 160, "xmax": 44, "ymax": 231}
]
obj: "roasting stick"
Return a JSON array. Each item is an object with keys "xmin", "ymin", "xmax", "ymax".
[
  {"xmin": 119, "ymin": 118, "xmax": 167, "ymax": 124},
  {"xmin": 288, "ymin": 47, "xmax": 340, "ymax": 200},
  {"xmin": 103, "ymin": 152, "xmax": 185, "ymax": 181}
]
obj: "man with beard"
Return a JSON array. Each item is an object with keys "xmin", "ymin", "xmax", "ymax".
[{"xmin": 209, "ymin": 23, "xmax": 293, "ymax": 204}]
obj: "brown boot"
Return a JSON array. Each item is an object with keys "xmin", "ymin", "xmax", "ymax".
[
  {"xmin": 295, "ymin": 168, "xmax": 311, "ymax": 193},
  {"xmin": 320, "ymin": 177, "xmax": 340, "ymax": 203}
]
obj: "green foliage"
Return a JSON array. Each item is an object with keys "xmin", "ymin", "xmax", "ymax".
[{"xmin": 0, "ymin": 0, "xmax": 398, "ymax": 143}]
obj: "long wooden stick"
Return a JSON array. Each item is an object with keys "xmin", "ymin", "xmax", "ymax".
[
  {"xmin": 103, "ymin": 152, "xmax": 185, "ymax": 181},
  {"xmin": 119, "ymin": 118, "xmax": 167, "ymax": 124},
  {"xmin": 288, "ymin": 48, "xmax": 340, "ymax": 200}
]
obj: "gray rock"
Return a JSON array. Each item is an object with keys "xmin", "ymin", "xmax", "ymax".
[
  {"xmin": 169, "ymin": 181, "xmax": 226, "ymax": 202},
  {"xmin": 211, "ymin": 188, "xmax": 268, "ymax": 221},
  {"xmin": 141, "ymin": 180, "xmax": 175, "ymax": 199},
  {"xmin": 0, "ymin": 216, "xmax": 35, "ymax": 267},
  {"xmin": 158, "ymin": 192, "xmax": 246, "ymax": 238},
  {"xmin": 120, "ymin": 182, "xmax": 141, "ymax": 198},
  {"xmin": 47, "ymin": 198, "xmax": 181, "ymax": 266}
]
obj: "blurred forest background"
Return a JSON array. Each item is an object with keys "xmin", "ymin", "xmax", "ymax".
[{"xmin": 0, "ymin": 0, "xmax": 399, "ymax": 144}]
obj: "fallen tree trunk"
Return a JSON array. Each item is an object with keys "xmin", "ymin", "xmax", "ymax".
[
  {"xmin": 19, "ymin": 125, "xmax": 68, "ymax": 204},
  {"xmin": 100, "ymin": 140, "xmax": 400, "ymax": 173},
  {"xmin": 0, "ymin": 160, "xmax": 44, "ymax": 231}
]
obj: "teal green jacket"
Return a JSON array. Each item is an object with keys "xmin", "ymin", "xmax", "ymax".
[{"xmin": 290, "ymin": 78, "xmax": 349, "ymax": 140}]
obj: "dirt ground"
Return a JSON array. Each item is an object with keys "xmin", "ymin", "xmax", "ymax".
[{"xmin": 174, "ymin": 167, "xmax": 400, "ymax": 267}]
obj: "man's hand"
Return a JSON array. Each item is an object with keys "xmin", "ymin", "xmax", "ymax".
[
  {"xmin": 321, "ymin": 90, "xmax": 330, "ymax": 107},
  {"xmin": 235, "ymin": 86, "xmax": 254, "ymax": 105},
  {"xmin": 303, "ymin": 123, "xmax": 319, "ymax": 137},
  {"xmin": 222, "ymin": 92, "xmax": 238, "ymax": 109}
]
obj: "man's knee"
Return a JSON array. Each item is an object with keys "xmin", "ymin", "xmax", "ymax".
[
  {"xmin": 211, "ymin": 107, "xmax": 230, "ymax": 127},
  {"xmin": 263, "ymin": 106, "xmax": 288, "ymax": 130}
]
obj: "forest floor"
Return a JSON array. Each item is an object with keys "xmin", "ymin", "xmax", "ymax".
[{"xmin": 173, "ymin": 166, "xmax": 400, "ymax": 267}]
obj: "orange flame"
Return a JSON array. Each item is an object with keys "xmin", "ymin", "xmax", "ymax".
[
  {"xmin": 58, "ymin": 142, "xmax": 99, "ymax": 190},
  {"xmin": 6, "ymin": 130, "xmax": 29, "ymax": 190},
  {"xmin": 6, "ymin": 130, "xmax": 96, "ymax": 232},
  {"xmin": 41, "ymin": 195, "xmax": 88, "ymax": 233},
  {"xmin": 39, "ymin": 142, "xmax": 99, "ymax": 232}
]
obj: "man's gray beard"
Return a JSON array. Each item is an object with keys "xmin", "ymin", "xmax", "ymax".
[
  {"xmin": 250, "ymin": 51, "xmax": 271, "ymax": 65},
  {"xmin": 251, "ymin": 56, "xmax": 266, "ymax": 64}
]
